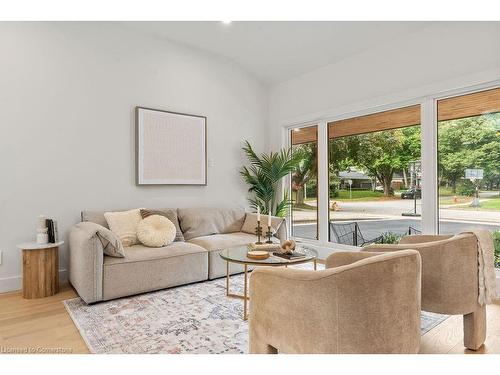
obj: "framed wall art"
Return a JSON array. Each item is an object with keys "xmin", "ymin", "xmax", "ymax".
[{"xmin": 135, "ymin": 107, "xmax": 207, "ymax": 185}]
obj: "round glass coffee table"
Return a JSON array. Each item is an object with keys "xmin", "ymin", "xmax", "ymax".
[{"xmin": 220, "ymin": 244, "xmax": 318, "ymax": 320}]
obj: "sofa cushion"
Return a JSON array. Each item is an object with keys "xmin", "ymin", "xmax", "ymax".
[
  {"xmin": 187, "ymin": 232, "xmax": 258, "ymax": 251},
  {"xmin": 104, "ymin": 242, "xmax": 206, "ymax": 265},
  {"xmin": 241, "ymin": 213, "xmax": 284, "ymax": 236},
  {"xmin": 140, "ymin": 209, "xmax": 184, "ymax": 242},
  {"xmin": 178, "ymin": 207, "xmax": 246, "ymax": 240},
  {"xmin": 103, "ymin": 242, "xmax": 208, "ymax": 300},
  {"xmin": 81, "ymin": 210, "xmax": 110, "ymax": 228}
]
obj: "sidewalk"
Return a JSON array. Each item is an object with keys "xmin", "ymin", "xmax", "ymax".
[
  {"xmin": 292, "ymin": 205, "xmax": 500, "ymax": 224},
  {"xmin": 292, "ymin": 209, "xmax": 386, "ymax": 223}
]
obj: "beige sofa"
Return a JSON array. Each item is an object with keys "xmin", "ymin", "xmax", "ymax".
[
  {"xmin": 69, "ymin": 207, "xmax": 286, "ymax": 304},
  {"xmin": 249, "ymin": 250, "xmax": 422, "ymax": 354}
]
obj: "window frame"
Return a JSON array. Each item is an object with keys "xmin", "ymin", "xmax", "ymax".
[
  {"xmin": 288, "ymin": 124, "xmax": 320, "ymax": 240},
  {"xmin": 282, "ymin": 80, "xmax": 500, "ymax": 247}
]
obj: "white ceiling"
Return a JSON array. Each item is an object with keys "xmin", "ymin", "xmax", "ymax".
[{"xmin": 124, "ymin": 21, "xmax": 431, "ymax": 85}]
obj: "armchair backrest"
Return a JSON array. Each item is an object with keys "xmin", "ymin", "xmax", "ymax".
[
  {"xmin": 328, "ymin": 250, "xmax": 422, "ymax": 353},
  {"xmin": 249, "ymin": 250, "xmax": 422, "ymax": 353},
  {"xmin": 365, "ymin": 233, "xmax": 479, "ymax": 315}
]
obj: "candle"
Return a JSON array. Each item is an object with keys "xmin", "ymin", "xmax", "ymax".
[
  {"xmin": 257, "ymin": 206, "xmax": 260, "ymax": 222},
  {"xmin": 268, "ymin": 203, "xmax": 272, "ymax": 227}
]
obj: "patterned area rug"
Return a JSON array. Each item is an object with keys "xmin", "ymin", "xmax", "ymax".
[{"xmin": 64, "ymin": 264, "xmax": 448, "ymax": 354}]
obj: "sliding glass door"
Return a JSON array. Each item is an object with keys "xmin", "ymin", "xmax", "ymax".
[
  {"xmin": 437, "ymin": 88, "xmax": 500, "ymax": 236},
  {"xmin": 289, "ymin": 125, "xmax": 318, "ymax": 239}
]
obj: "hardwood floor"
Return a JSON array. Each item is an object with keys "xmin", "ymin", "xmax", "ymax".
[
  {"xmin": 0, "ymin": 285, "xmax": 499, "ymax": 354},
  {"xmin": 0, "ymin": 284, "xmax": 89, "ymax": 353}
]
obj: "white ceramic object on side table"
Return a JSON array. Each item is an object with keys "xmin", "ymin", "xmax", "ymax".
[{"xmin": 36, "ymin": 215, "xmax": 49, "ymax": 244}]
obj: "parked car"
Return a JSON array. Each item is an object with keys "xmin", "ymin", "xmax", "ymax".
[
  {"xmin": 374, "ymin": 186, "xmax": 384, "ymax": 192},
  {"xmin": 401, "ymin": 187, "xmax": 421, "ymax": 199}
]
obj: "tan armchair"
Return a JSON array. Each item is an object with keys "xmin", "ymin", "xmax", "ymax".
[
  {"xmin": 248, "ymin": 250, "xmax": 422, "ymax": 354},
  {"xmin": 363, "ymin": 233, "xmax": 486, "ymax": 350}
]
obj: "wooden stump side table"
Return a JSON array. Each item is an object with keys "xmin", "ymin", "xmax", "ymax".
[{"xmin": 16, "ymin": 241, "xmax": 63, "ymax": 299}]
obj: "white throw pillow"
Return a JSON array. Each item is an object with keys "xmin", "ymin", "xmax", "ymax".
[
  {"xmin": 104, "ymin": 209, "xmax": 142, "ymax": 247},
  {"xmin": 137, "ymin": 215, "xmax": 176, "ymax": 247}
]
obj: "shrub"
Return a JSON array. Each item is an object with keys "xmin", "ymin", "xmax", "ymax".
[
  {"xmin": 329, "ymin": 184, "xmax": 339, "ymax": 198},
  {"xmin": 493, "ymin": 230, "xmax": 500, "ymax": 268},
  {"xmin": 457, "ymin": 180, "xmax": 476, "ymax": 197},
  {"xmin": 375, "ymin": 232, "xmax": 403, "ymax": 244}
]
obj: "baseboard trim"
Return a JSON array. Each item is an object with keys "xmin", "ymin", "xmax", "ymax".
[{"xmin": 0, "ymin": 269, "xmax": 68, "ymax": 294}]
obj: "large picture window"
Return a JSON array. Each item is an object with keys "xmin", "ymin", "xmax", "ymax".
[
  {"xmin": 328, "ymin": 106, "xmax": 422, "ymax": 245},
  {"xmin": 437, "ymin": 88, "xmax": 500, "ymax": 235},
  {"xmin": 286, "ymin": 84, "xmax": 499, "ymax": 260}
]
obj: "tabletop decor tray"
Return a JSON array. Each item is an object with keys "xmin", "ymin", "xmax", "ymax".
[{"xmin": 272, "ymin": 251, "xmax": 307, "ymax": 260}]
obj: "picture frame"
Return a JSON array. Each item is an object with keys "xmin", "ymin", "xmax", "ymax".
[{"xmin": 135, "ymin": 106, "xmax": 207, "ymax": 185}]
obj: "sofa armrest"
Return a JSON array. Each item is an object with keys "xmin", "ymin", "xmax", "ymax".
[{"xmin": 69, "ymin": 225, "xmax": 104, "ymax": 303}]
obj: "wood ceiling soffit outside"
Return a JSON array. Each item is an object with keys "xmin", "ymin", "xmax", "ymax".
[
  {"xmin": 291, "ymin": 125, "xmax": 317, "ymax": 145},
  {"xmin": 328, "ymin": 105, "xmax": 421, "ymax": 139},
  {"xmin": 291, "ymin": 87, "xmax": 500, "ymax": 144},
  {"xmin": 437, "ymin": 87, "xmax": 500, "ymax": 122}
]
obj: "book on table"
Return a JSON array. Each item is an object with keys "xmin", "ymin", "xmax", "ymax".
[{"xmin": 272, "ymin": 251, "xmax": 306, "ymax": 260}]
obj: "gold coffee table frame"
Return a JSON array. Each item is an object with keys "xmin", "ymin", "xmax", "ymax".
[{"xmin": 220, "ymin": 245, "xmax": 318, "ymax": 320}]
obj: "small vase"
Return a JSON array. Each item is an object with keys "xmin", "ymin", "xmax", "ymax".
[{"xmin": 36, "ymin": 233, "xmax": 49, "ymax": 245}]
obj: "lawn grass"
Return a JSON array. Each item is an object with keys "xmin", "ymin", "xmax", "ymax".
[
  {"xmin": 479, "ymin": 196, "xmax": 500, "ymax": 210},
  {"xmin": 439, "ymin": 196, "xmax": 473, "ymax": 205},
  {"xmin": 293, "ymin": 203, "xmax": 317, "ymax": 210},
  {"xmin": 451, "ymin": 195, "xmax": 500, "ymax": 211},
  {"xmin": 300, "ymin": 189, "xmax": 394, "ymax": 205},
  {"xmin": 438, "ymin": 187, "xmax": 455, "ymax": 197},
  {"xmin": 334, "ymin": 190, "xmax": 397, "ymax": 202}
]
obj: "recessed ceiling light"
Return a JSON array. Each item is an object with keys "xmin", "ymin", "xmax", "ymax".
[
  {"xmin": 221, "ymin": 21, "xmax": 232, "ymax": 25},
  {"xmin": 293, "ymin": 128, "xmax": 301, "ymax": 132}
]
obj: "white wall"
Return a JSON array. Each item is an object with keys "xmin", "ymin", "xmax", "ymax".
[
  {"xmin": 268, "ymin": 22, "xmax": 500, "ymax": 146},
  {"xmin": 0, "ymin": 23, "xmax": 268, "ymax": 292}
]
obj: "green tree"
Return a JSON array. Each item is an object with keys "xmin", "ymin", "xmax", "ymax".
[
  {"xmin": 290, "ymin": 143, "xmax": 317, "ymax": 206},
  {"xmin": 328, "ymin": 127, "xmax": 421, "ymax": 197},
  {"xmin": 438, "ymin": 116, "xmax": 499, "ymax": 193},
  {"xmin": 351, "ymin": 127, "xmax": 421, "ymax": 196}
]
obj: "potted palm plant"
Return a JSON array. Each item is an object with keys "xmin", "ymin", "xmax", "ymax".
[{"xmin": 240, "ymin": 141, "xmax": 302, "ymax": 217}]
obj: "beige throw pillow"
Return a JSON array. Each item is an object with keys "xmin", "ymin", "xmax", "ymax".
[
  {"xmin": 104, "ymin": 209, "xmax": 142, "ymax": 247},
  {"xmin": 177, "ymin": 207, "xmax": 246, "ymax": 240},
  {"xmin": 140, "ymin": 209, "xmax": 184, "ymax": 242},
  {"xmin": 241, "ymin": 212, "xmax": 284, "ymax": 236},
  {"xmin": 75, "ymin": 221, "xmax": 125, "ymax": 257},
  {"xmin": 137, "ymin": 215, "xmax": 176, "ymax": 247}
]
